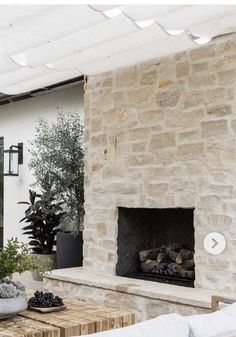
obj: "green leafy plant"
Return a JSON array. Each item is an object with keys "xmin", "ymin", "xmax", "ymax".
[
  {"xmin": 19, "ymin": 190, "xmax": 64, "ymax": 254},
  {"xmin": 0, "ymin": 238, "xmax": 46, "ymax": 280},
  {"xmin": 28, "ymin": 112, "xmax": 84, "ymax": 234}
]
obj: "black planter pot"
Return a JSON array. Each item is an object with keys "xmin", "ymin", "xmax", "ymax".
[{"xmin": 56, "ymin": 232, "xmax": 83, "ymax": 269}]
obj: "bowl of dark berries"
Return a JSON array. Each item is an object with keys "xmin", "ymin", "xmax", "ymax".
[{"xmin": 28, "ymin": 291, "xmax": 66, "ymax": 313}]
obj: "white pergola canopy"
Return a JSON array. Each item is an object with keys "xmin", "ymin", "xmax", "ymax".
[{"xmin": 0, "ymin": 4, "xmax": 236, "ymax": 95}]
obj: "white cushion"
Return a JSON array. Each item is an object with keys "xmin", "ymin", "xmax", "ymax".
[
  {"xmin": 79, "ymin": 313, "xmax": 189, "ymax": 337},
  {"xmin": 186, "ymin": 303, "xmax": 236, "ymax": 337}
]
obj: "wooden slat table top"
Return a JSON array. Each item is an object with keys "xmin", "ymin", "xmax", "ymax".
[
  {"xmin": 0, "ymin": 316, "xmax": 60, "ymax": 337},
  {"xmin": 18, "ymin": 299, "xmax": 135, "ymax": 337}
]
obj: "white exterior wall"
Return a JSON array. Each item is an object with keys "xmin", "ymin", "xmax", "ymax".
[{"xmin": 0, "ymin": 85, "xmax": 84, "ymax": 244}]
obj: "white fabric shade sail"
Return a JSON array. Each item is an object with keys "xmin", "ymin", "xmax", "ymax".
[{"xmin": 0, "ymin": 4, "xmax": 236, "ymax": 95}]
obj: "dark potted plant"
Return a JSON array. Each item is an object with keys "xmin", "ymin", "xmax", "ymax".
[
  {"xmin": 0, "ymin": 237, "xmax": 44, "ymax": 318},
  {"xmin": 28, "ymin": 112, "xmax": 84, "ymax": 269},
  {"xmin": 19, "ymin": 189, "xmax": 64, "ymax": 280}
]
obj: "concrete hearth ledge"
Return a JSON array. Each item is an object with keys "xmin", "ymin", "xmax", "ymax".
[{"xmin": 44, "ymin": 267, "xmax": 235, "ymax": 309}]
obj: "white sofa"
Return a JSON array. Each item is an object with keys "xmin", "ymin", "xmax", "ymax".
[{"xmin": 80, "ymin": 302, "xmax": 236, "ymax": 337}]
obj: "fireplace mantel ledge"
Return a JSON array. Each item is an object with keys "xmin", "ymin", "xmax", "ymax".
[{"xmin": 44, "ymin": 267, "xmax": 234, "ymax": 309}]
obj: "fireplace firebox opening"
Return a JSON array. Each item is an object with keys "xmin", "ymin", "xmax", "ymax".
[{"xmin": 116, "ymin": 207, "xmax": 195, "ymax": 288}]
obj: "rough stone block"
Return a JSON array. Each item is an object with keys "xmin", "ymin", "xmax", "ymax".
[
  {"xmin": 92, "ymin": 163, "xmax": 103, "ymax": 172},
  {"xmin": 214, "ymin": 55, "xmax": 236, "ymax": 70},
  {"xmin": 156, "ymin": 90, "xmax": 180, "ymax": 107},
  {"xmin": 128, "ymin": 154, "xmax": 154, "ymax": 166},
  {"xmin": 170, "ymin": 178, "xmax": 194, "ymax": 192},
  {"xmin": 138, "ymin": 109, "xmax": 164, "ymax": 125},
  {"xmin": 176, "ymin": 61, "xmax": 189, "ymax": 77},
  {"xmin": 190, "ymin": 74, "xmax": 215, "ymax": 88},
  {"xmin": 175, "ymin": 51, "xmax": 187, "ymax": 61},
  {"xmin": 132, "ymin": 142, "xmax": 147, "ymax": 153},
  {"xmin": 190, "ymin": 45, "xmax": 215, "ymax": 61},
  {"xmin": 218, "ymin": 69, "xmax": 236, "ymax": 85},
  {"xmin": 198, "ymin": 195, "xmax": 222, "ymax": 211},
  {"xmin": 102, "ymin": 108, "xmax": 117, "ymax": 124},
  {"xmin": 148, "ymin": 167, "xmax": 167, "ymax": 181},
  {"xmin": 102, "ymin": 167, "xmax": 123, "ymax": 180},
  {"xmin": 146, "ymin": 183, "xmax": 169, "ymax": 197},
  {"xmin": 165, "ymin": 110, "xmax": 183, "ymax": 128},
  {"xmin": 206, "ymin": 87, "xmax": 233, "ymax": 104},
  {"xmin": 210, "ymin": 184, "xmax": 233, "ymax": 198},
  {"xmin": 155, "ymin": 148, "xmax": 177, "ymax": 165},
  {"xmin": 91, "ymin": 117, "xmax": 102, "ymax": 132},
  {"xmin": 114, "ymin": 67, "xmax": 138, "ymax": 88},
  {"xmin": 90, "ymin": 107, "xmax": 102, "ymax": 117},
  {"xmin": 201, "ymin": 120, "xmax": 228, "ymax": 138},
  {"xmin": 204, "ymin": 140, "xmax": 236, "ymax": 169},
  {"xmin": 207, "ymin": 103, "xmax": 232, "ymax": 117},
  {"xmin": 182, "ymin": 108, "xmax": 204, "ymax": 128},
  {"xmin": 178, "ymin": 130, "xmax": 199, "ymax": 143},
  {"xmin": 178, "ymin": 143, "xmax": 204, "ymax": 160},
  {"xmin": 140, "ymin": 70, "xmax": 157, "ymax": 85},
  {"xmin": 130, "ymin": 127, "xmax": 149, "ymax": 141},
  {"xmin": 179, "ymin": 91, "xmax": 205, "ymax": 109},
  {"xmin": 91, "ymin": 89, "xmax": 113, "ymax": 110},
  {"xmin": 150, "ymin": 132, "xmax": 176, "ymax": 149},
  {"xmin": 217, "ymin": 39, "xmax": 236, "ymax": 55},
  {"xmin": 128, "ymin": 87, "xmax": 155, "ymax": 106},
  {"xmin": 91, "ymin": 134, "xmax": 107, "ymax": 147},
  {"xmin": 116, "ymin": 106, "xmax": 137, "ymax": 124},
  {"xmin": 158, "ymin": 79, "xmax": 173, "ymax": 88},
  {"xmin": 95, "ymin": 223, "xmax": 107, "ymax": 238},
  {"xmin": 113, "ymin": 91, "xmax": 126, "ymax": 106},
  {"xmin": 99, "ymin": 239, "xmax": 116, "ymax": 250},
  {"xmin": 192, "ymin": 62, "xmax": 208, "ymax": 73}
]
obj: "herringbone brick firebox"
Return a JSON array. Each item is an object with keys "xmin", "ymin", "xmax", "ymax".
[{"xmin": 116, "ymin": 207, "xmax": 194, "ymax": 287}]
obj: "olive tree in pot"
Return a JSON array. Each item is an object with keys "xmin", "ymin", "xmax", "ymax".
[
  {"xmin": 28, "ymin": 112, "xmax": 84, "ymax": 269},
  {"xmin": 19, "ymin": 189, "xmax": 64, "ymax": 280}
]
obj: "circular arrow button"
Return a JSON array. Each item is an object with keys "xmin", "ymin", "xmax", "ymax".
[{"xmin": 204, "ymin": 232, "xmax": 226, "ymax": 255}]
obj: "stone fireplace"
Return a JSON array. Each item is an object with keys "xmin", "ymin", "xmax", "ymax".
[
  {"xmin": 116, "ymin": 207, "xmax": 195, "ymax": 287},
  {"xmin": 82, "ymin": 34, "xmax": 236, "ymax": 293},
  {"xmin": 44, "ymin": 34, "xmax": 236, "ymax": 320}
]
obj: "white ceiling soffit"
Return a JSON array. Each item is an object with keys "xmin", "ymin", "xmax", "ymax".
[
  {"xmin": 47, "ymin": 24, "xmax": 166, "ymax": 70},
  {"xmin": 0, "ymin": 5, "xmax": 56, "ymax": 28},
  {"xmin": 0, "ymin": 5, "xmax": 236, "ymax": 95},
  {"xmin": 190, "ymin": 12, "xmax": 236, "ymax": 38},
  {"xmin": 0, "ymin": 57, "xmax": 21, "ymax": 74},
  {"xmin": 13, "ymin": 14, "xmax": 137, "ymax": 68},
  {"xmin": 0, "ymin": 6, "xmax": 105, "ymax": 58},
  {"xmin": 122, "ymin": 5, "xmax": 185, "ymax": 21},
  {"xmin": 0, "ymin": 69, "xmax": 82, "ymax": 95},
  {"xmin": 157, "ymin": 5, "xmax": 236, "ymax": 30},
  {"xmin": 89, "ymin": 5, "xmax": 121, "ymax": 12}
]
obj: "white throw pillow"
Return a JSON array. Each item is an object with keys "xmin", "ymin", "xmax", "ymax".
[
  {"xmin": 186, "ymin": 303, "xmax": 236, "ymax": 337},
  {"xmin": 79, "ymin": 313, "xmax": 189, "ymax": 337}
]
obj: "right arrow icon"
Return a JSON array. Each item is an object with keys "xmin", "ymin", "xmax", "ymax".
[
  {"xmin": 204, "ymin": 232, "xmax": 226, "ymax": 255},
  {"xmin": 211, "ymin": 238, "xmax": 218, "ymax": 249}
]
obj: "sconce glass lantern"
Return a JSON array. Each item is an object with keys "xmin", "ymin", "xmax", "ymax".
[{"xmin": 4, "ymin": 143, "xmax": 23, "ymax": 176}]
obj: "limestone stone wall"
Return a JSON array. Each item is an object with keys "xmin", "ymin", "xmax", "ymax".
[{"xmin": 83, "ymin": 35, "xmax": 236, "ymax": 291}]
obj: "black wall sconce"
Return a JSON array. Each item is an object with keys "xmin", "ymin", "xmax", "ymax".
[{"xmin": 4, "ymin": 143, "xmax": 23, "ymax": 176}]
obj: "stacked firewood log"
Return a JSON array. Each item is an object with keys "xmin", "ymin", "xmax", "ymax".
[{"xmin": 139, "ymin": 243, "xmax": 195, "ymax": 280}]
